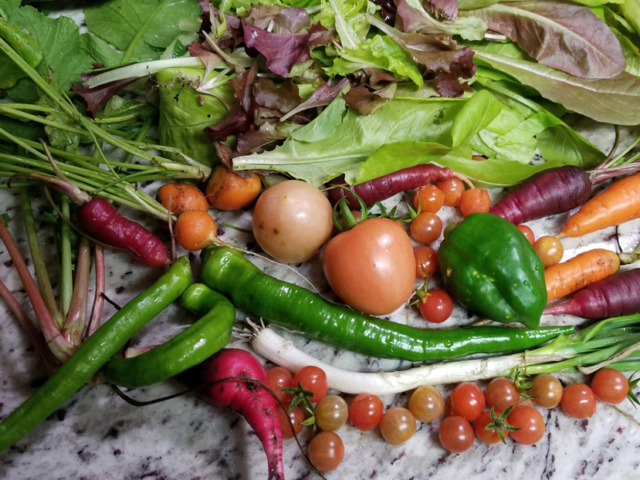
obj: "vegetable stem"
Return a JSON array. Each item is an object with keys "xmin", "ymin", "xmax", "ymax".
[
  {"xmin": 19, "ymin": 188, "xmax": 65, "ymax": 329},
  {"xmin": 86, "ymin": 245, "xmax": 105, "ymax": 339},
  {"xmin": 63, "ymin": 236, "xmax": 91, "ymax": 346},
  {"xmin": 59, "ymin": 197, "xmax": 73, "ymax": 317}
]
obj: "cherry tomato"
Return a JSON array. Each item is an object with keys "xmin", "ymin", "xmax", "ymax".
[
  {"xmin": 436, "ymin": 178, "xmax": 465, "ymax": 207},
  {"xmin": 591, "ymin": 368, "xmax": 629, "ymax": 405},
  {"xmin": 534, "ymin": 236, "xmax": 564, "ymax": 268},
  {"xmin": 517, "ymin": 225, "xmax": 535, "ymax": 245},
  {"xmin": 438, "ymin": 416, "xmax": 474, "ymax": 453},
  {"xmin": 508, "ymin": 406, "xmax": 545, "ymax": 445},
  {"xmin": 459, "ymin": 188, "xmax": 490, "ymax": 217},
  {"xmin": 414, "ymin": 246, "xmax": 439, "ymax": 279},
  {"xmin": 443, "ymin": 396, "xmax": 453, "ymax": 418},
  {"xmin": 279, "ymin": 405, "xmax": 305, "ymax": 439},
  {"xmin": 410, "ymin": 212, "xmax": 443, "ymax": 245},
  {"xmin": 380, "ymin": 407, "xmax": 416, "ymax": 445},
  {"xmin": 292, "ymin": 366, "xmax": 328, "ymax": 403},
  {"xmin": 253, "ymin": 181, "xmax": 333, "ymax": 263},
  {"xmin": 418, "ymin": 289, "xmax": 453, "ymax": 324},
  {"xmin": 267, "ymin": 367, "xmax": 294, "ymax": 404},
  {"xmin": 349, "ymin": 393, "xmax": 384, "ymax": 431},
  {"xmin": 485, "ymin": 377, "xmax": 519, "ymax": 413},
  {"xmin": 530, "ymin": 374, "xmax": 563, "ymax": 409},
  {"xmin": 408, "ymin": 386, "xmax": 444, "ymax": 423},
  {"xmin": 450, "ymin": 382, "xmax": 485, "ymax": 421},
  {"xmin": 309, "ymin": 432, "xmax": 344, "ymax": 472},
  {"xmin": 413, "ymin": 185, "xmax": 445, "ymax": 213},
  {"xmin": 205, "ymin": 165, "xmax": 262, "ymax": 211},
  {"xmin": 323, "ymin": 218, "xmax": 415, "ymax": 315},
  {"xmin": 316, "ymin": 395, "xmax": 348, "ymax": 432},
  {"xmin": 561, "ymin": 383, "xmax": 597, "ymax": 419},
  {"xmin": 474, "ymin": 411, "xmax": 504, "ymax": 445},
  {"xmin": 175, "ymin": 211, "xmax": 217, "ymax": 251}
]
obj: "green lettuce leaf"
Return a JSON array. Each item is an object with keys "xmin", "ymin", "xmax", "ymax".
[
  {"xmin": 157, "ymin": 67, "xmax": 234, "ymax": 166},
  {"xmin": 470, "ymin": 40, "xmax": 640, "ymax": 125},
  {"xmin": 326, "ymin": 35, "xmax": 423, "ymax": 86},
  {"xmin": 85, "ymin": 0, "xmax": 202, "ymax": 63},
  {"xmin": 290, "ymin": 95, "xmax": 347, "ymax": 142},
  {"xmin": 79, "ymin": 33, "xmax": 123, "ymax": 68}
]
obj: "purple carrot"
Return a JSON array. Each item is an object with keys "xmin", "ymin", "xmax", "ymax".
[
  {"xmin": 544, "ymin": 269, "xmax": 640, "ymax": 319},
  {"xmin": 490, "ymin": 166, "xmax": 592, "ymax": 224},
  {"xmin": 328, "ymin": 164, "xmax": 456, "ymax": 208}
]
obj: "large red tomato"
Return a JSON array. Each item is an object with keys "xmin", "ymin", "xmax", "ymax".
[{"xmin": 322, "ymin": 218, "xmax": 415, "ymax": 315}]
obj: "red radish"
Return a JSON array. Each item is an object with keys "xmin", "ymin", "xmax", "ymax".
[
  {"xmin": 182, "ymin": 349, "xmax": 284, "ymax": 480},
  {"xmin": 544, "ymin": 269, "xmax": 640, "ymax": 319},
  {"xmin": 490, "ymin": 166, "xmax": 592, "ymax": 224},
  {"xmin": 328, "ymin": 165, "xmax": 456, "ymax": 208},
  {"xmin": 77, "ymin": 198, "xmax": 169, "ymax": 268}
]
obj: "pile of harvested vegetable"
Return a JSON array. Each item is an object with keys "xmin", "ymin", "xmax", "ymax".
[{"xmin": 2, "ymin": 0, "xmax": 640, "ymax": 477}]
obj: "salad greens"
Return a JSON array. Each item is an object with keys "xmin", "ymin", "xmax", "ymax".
[{"xmin": 1, "ymin": 0, "xmax": 639, "ymax": 195}]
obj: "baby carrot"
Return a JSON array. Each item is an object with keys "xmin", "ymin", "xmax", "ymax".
[
  {"xmin": 545, "ymin": 249, "xmax": 620, "ymax": 302},
  {"xmin": 559, "ymin": 173, "xmax": 640, "ymax": 238}
]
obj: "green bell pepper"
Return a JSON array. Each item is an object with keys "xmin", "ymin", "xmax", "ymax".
[{"xmin": 438, "ymin": 212, "xmax": 546, "ymax": 328}]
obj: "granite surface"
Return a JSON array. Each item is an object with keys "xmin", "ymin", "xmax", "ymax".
[{"xmin": 2, "ymin": 8, "xmax": 640, "ymax": 478}]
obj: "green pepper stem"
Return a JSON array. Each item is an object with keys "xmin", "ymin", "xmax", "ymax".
[{"xmin": 20, "ymin": 188, "xmax": 65, "ymax": 329}]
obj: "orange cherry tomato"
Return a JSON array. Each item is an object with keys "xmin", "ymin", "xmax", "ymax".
[
  {"xmin": 517, "ymin": 225, "xmax": 535, "ymax": 245},
  {"xmin": 410, "ymin": 212, "xmax": 443, "ymax": 244},
  {"xmin": 535, "ymin": 236, "xmax": 564, "ymax": 268},
  {"xmin": 413, "ymin": 185, "xmax": 445, "ymax": 213},
  {"xmin": 436, "ymin": 177, "xmax": 465, "ymax": 207},
  {"xmin": 459, "ymin": 188, "xmax": 490, "ymax": 217},
  {"xmin": 414, "ymin": 246, "xmax": 439, "ymax": 279}
]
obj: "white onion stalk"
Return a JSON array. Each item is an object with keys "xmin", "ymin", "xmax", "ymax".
[{"xmin": 249, "ymin": 314, "xmax": 640, "ymax": 395}]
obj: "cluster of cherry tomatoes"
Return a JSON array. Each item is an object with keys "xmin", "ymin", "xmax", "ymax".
[{"xmin": 267, "ymin": 364, "xmax": 632, "ymax": 471}]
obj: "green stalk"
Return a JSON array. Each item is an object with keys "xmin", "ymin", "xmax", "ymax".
[
  {"xmin": 96, "ymin": 103, "xmax": 146, "ymax": 118},
  {"xmin": 0, "ymin": 103, "xmax": 56, "ymax": 114},
  {"xmin": 93, "ymin": 113, "xmax": 140, "ymax": 124},
  {"xmin": 123, "ymin": 120, "xmax": 153, "ymax": 165},
  {"xmin": 0, "ymin": 107, "xmax": 87, "ymax": 135},
  {"xmin": 59, "ymin": 197, "xmax": 73, "ymax": 317},
  {"xmin": 20, "ymin": 188, "xmax": 65, "ymax": 329}
]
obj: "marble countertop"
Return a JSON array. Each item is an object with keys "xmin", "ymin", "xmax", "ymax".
[{"xmin": 2, "ymin": 8, "xmax": 640, "ymax": 477}]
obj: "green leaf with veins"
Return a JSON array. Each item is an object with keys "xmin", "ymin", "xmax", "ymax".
[
  {"xmin": 85, "ymin": 0, "xmax": 202, "ymax": 63},
  {"xmin": 326, "ymin": 35, "xmax": 423, "ymax": 86},
  {"xmin": 0, "ymin": 114, "xmax": 45, "ymax": 142},
  {"xmin": 45, "ymin": 110, "xmax": 81, "ymax": 152},
  {"xmin": 291, "ymin": 95, "xmax": 347, "ymax": 142},
  {"xmin": 1, "ymin": 5, "xmax": 94, "ymax": 91},
  {"xmin": 79, "ymin": 33, "xmax": 123, "ymax": 68},
  {"xmin": 6, "ymin": 78, "xmax": 39, "ymax": 103}
]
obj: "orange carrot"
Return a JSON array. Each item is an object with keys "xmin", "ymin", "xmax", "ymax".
[
  {"xmin": 559, "ymin": 172, "xmax": 640, "ymax": 238},
  {"xmin": 545, "ymin": 249, "xmax": 620, "ymax": 302}
]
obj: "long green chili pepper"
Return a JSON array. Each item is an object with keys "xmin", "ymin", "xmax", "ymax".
[
  {"xmin": 0, "ymin": 256, "xmax": 192, "ymax": 452},
  {"xmin": 201, "ymin": 246, "xmax": 575, "ymax": 362},
  {"xmin": 103, "ymin": 284, "xmax": 235, "ymax": 388}
]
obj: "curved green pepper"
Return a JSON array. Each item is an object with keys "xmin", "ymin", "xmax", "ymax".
[
  {"xmin": 103, "ymin": 284, "xmax": 235, "ymax": 388},
  {"xmin": 0, "ymin": 256, "xmax": 192, "ymax": 452},
  {"xmin": 438, "ymin": 213, "xmax": 547, "ymax": 328},
  {"xmin": 200, "ymin": 246, "xmax": 572, "ymax": 362}
]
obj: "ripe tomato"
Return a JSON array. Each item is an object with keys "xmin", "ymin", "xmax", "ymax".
[
  {"xmin": 413, "ymin": 185, "xmax": 444, "ymax": 213},
  {"xmin": 507, "ymin": 406, "xmax": 545, "ymax": 445},
  {"xmin": 450, "ymin": 382, "xmax": 485, "ymax": 421},
  {"xmin": 410, "ymin": 212, "xmax": 443, "ymax": 244},
  {"xmin": 485, "ymin": 377, "xmax": 519, "ymax": 413},
  {"xmin": 414, "ymin": 246, "xmax": 439, "ymax": 279},
  {"xmin": 459, "ymin": 188, "xmax": 490, "ymax": 217},
  {"xmin": 267, "ymin": 367, "xmax": 294, "ymax": 403},
  {"xmin": 279, "ymin": 405, "xmax": 305, "ymax": 439},
  {"xmin": 316, "ymin": 395, "xmax": 348, "ymax": 432},
  {"xmin": 292, "ymin": 366, "xmax": 328, "ymax": 403},
  {"xmin": 591, "ymin": 369, "xmax": 629, "ymax": 405},
  {"xmin": 517, "ymin": 225, "xmax": 535, "ymax": 245},
  {"xmin": 349, "ymin": 393, "xmax": 384, "ymax": 431},
  {"xmin": 439, "ymin": 416, "xmax": 474, "ymax": 453},
  {"xmin": 436, "ymin": 178, "xmax": 465, "ymax": 207},
  {"xmin": 323, "ymin": 218, "xmax": 415, "ymax": 315},
  {"xmin": 253, "ymin": 181, "xmax": 333, "ymax": 263},
  {"xmin": 474, "ymin": 411, "xmax": 504, "ymax": 445},
  {"xmin": 418, "ymin": 289, "xmax": 453, "ymax": 323},
  {"xmin": 408, "ymin": 386, "xmax": 444, "ymax": 423},
  {"xmin": 534, "ymin": 236, "xmax": 564, "ymax": 268},
  {"xmin": 561, "ymin": 383, "xmax": 597, "ymax": 419},
  {"xmin": 309, "ymin": 432, "xmax": 344, "ymax": 472}
]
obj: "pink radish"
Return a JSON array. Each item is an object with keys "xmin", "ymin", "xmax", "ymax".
[
  {"xmin": 77, "ymin": 198, "xmax": 169, "ymax": 268},
  {"xmin": 328, "ymin": 165, "xmax": 456, "ymax": 208},
  {"xmin": 490, "ymin": 166, "xmax": 592, "ymax": 224},
  {"xmin": 544, "ymin": 269, "xmax": 640, "ymax": 319},
  {"xmin": 182, "ymin": 349, "xmax": 285, "ymax": 480}
]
